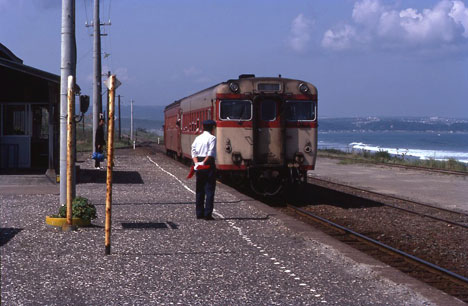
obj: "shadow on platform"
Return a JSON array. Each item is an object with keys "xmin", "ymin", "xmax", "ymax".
[
  {"xmin": 78, "ymin": 169, "xmax": 144, "ymax": 184},
  {"xmin": 0, "ymin": 228, "xmax": 22, "ymax": 246}
]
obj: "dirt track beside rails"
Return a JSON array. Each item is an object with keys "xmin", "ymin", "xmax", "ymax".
[{"xmin": 290, "ymin": 182, "xmax": 468, "ymax": 280}]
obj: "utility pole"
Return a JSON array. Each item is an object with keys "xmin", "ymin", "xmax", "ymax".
[
  {"xmin": 91, "ymin": 0, "xmax": 102, "ymax": 151},
  {"xmin": 106, "ymin": 71, "xmax": 111, "ymax": 121},
  {"xmin": 130, "ymin": 99, "xmax": 134, "ymax": 142},
  {"xmin": 86, "ymin": 0, "xmax": 111, "ymax": 150},
  {"xmin": 118, "ymin": 94, "xmax": 122, "ymax": 140},
  {"xmin": 60, "ymin": 0, "xmax": 76, "ymax": 206}
]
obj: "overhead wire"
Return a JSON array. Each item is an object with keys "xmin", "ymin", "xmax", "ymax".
[
  {"xmin": 79, "ymin": 0, "xmax": 93, "ymax": 64},
  {"xmin": 107, "ymin": 0, "xmax": 114, "ymax": 71}
]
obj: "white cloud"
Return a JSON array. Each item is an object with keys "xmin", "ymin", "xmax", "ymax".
[
  {"xmin": 449, "ymin": 0, "xmax": 468, "ymax": 37},
  {"xmin": 288, "ymin": 14, "xmax": 313, "ymax": 53},
  {"xmin": 322, "ymin": 25, "xmax": 358, "ymax": 50},
  {"xmin": 352, "ymin": 0, "xmax": 383, "ymax": 25},
  {"xmin": 322, "ymin": 0, "xmax": 468, "ymax": 53}
]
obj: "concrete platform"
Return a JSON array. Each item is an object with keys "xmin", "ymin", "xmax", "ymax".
[
  {"xmin": 0, "ymin": 174, "xmax": 58, "ymax": 195},
  {"xmin": 310, "ymin": 157, "xmax": 468, "ymax": 214},
  {"xmin": 0, "ymin": 149, "xmax": 463, "ymax": 305}
]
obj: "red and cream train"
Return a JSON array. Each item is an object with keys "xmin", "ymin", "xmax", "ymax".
[{"xmin": 164, "ymin": 74, "xmax": 318, "ymax": 195}]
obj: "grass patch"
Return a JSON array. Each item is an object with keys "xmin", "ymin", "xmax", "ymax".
[{"xmin": 76, "ymin": 126, "xmax": 162, "ymax": 152}]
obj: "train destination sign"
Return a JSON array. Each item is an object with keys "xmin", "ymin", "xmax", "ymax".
[{"xmin": 258, "ymin": 83, "xmax": 280, "ymax": 91}]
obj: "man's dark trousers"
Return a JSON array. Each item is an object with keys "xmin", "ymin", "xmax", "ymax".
[{"xmin": 195, "ymin": 166, "xmax": 216, "ymax": 218}]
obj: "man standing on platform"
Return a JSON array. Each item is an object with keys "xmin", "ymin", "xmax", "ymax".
[{"xmin": 191, "ymin": 120, "xmax": 217, "ymax": 220}]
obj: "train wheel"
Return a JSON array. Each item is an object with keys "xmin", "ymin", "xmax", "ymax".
[{"xmin": 249, "ymin": 169, "xmax": 283, "ymax": 196}]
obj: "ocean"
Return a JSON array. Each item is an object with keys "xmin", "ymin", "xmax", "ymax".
[{"xmin": 318, "ymin": 131, "xmax": 468, "ymax": 163}]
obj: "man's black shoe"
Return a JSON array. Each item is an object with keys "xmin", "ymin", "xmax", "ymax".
[
  {"xmin": 204, "ymin": 215, "xmax": 215, "ymax": 221},
  {"xmin": 196, "ymin": 216, "xmax": 204, "ymax": 219}
]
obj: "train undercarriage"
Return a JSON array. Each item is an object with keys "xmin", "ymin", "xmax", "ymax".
[{"xmin": 223, "ymin": 166, "xmax": 308, "ymax": 197}]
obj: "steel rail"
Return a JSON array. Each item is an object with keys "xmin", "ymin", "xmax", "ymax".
[
  {"xmin": 289, "ymin": 205, "xmax": 468, "ymax": 287},
  {"xmin": 378, "ymin": 202, "xmax": 468, "ymax": 229},
  {"xmin": 307, "ymin": 176, "xmax": 468, "ymax": 217}
]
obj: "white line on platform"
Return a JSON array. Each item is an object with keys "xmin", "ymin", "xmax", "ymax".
[
  {"xmin": 146, "ymin": 156, "xmax": 195, "ymax": 195},
  {"xmin": 146, "ymin": 155, "xmax": 316, "ymax": 296}
]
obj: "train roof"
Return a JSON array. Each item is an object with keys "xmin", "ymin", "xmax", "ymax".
[{"xmin": 164, "ymin": 75, "xmax": 316, "ymax": 111}]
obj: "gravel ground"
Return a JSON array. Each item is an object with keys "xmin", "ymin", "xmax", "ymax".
[
  {"xmin": 0, "ymin": 147, "xmax": 448, "ymax": 305},
  {"xmin": 298, "ymin": 183, "xmax": 468, "ymax": 279}
]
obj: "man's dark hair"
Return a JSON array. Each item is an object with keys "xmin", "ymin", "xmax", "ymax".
[
  {"xmin": 203, "ymin": 124, "xmax": 214, "ymax": 132},
  {"xmin": 202, "ymin": 120, "xmax": 216, "ymax": 132}
]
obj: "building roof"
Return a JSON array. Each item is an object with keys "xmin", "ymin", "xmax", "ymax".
[
  {"xmin": 0, "ymin": 42, "xmax": 59, "ymax": 84},
  {"xmin": 0, "ymin": 43, "xmax": 23, "ymax": 63}
]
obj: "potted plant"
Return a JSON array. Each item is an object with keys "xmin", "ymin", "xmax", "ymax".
[{"xmin": 46, "ymin": 197, "xmax": 97, "ymax": 227}]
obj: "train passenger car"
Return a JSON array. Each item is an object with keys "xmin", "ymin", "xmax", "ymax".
[{"xmin": 164, "ymin": 74, "xmax": 318, "ymax": 195}]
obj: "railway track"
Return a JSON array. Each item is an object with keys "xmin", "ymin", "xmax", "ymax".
[{"xmin": 287, "ymin": 204, "xmax": 468, "ymax": 303}]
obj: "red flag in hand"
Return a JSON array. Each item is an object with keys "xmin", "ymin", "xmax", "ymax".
[
  {"xmin": 186, "ymin": 164, "xmax": 211, "ymax": 179},
  {"xmin": 186, "ymin": 166, "xmax": 195, "ymax": 179}
]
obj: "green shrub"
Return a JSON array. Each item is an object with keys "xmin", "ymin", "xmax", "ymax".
[
  {"xmin": 58, "ymin": 197, "xmax": 97, "ymax": 221},
  {"xmin": 319, "ymin": 148, "xmax": 347, "ymax": 155},
  {"xmin": 374, "ymin": 150, "xmax": 391, "ymax": 161}
]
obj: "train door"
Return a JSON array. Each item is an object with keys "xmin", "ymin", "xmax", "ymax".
[
  {"xmin": 177, "ymin": 109, "xmax": 182, "ymax": 157},
  {"xmin": 253, "ymin": 97, "xmax": 284, "ymax": 165}
]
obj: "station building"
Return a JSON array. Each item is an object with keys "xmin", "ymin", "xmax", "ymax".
[{"xmin": 0, "ymin": 43, "xmax": 59, "ymax": 175}]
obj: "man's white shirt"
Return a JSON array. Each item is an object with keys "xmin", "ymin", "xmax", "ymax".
[{"xmin": 191, "ymin": 131, "xmax": 216, "ymax": 159}]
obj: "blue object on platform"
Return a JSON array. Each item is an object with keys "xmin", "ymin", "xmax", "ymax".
[{"xmin": 92, "ymin": 152, "xmax": 105, "ymax": 162}]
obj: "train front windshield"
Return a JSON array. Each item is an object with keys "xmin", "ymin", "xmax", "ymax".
[
  {"xmin": 220, "ymin": 100, "xmax": 252, "ymax": 120},
  {"xmin": 285, "ymin": 101, "xmax": 316, "ymax": 121}
]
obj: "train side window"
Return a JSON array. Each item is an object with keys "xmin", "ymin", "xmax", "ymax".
[
  {"xmin": 285, "ymin": 101, "xmax": 316, "ymax": 121},
  {"xmin": 261, "ymin": 99, "xmax": 276, "ymax": 121},
  {"xmin": 219, "ymin": 100, "xmax": 252, "ymax": 120}
]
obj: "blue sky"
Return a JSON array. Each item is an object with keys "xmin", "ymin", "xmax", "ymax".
[{"xmin": 1, "ymin": 0, "xmax": 467, "ymax": 118}]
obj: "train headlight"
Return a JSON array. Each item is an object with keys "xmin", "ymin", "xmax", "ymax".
[
  {"xmin": 225, "ymin": 139, "xmax": 232, "ymax": 153},
  {"xmin": 304, "ymin": 142, "xmax": 312, "ymax": 154},
  {"xmin": 298, "ymin": 83, "xmax": 309, "ymax": 94},
  {"xmin": 229, "ymin": 82, "xmax": 240, "ymax": 93},
  {"xmin": 294, "ymin": 152, "xmax": 305, "ymax": 164},
  {"xmin": 232, "ymin": 152, "xmax": 242, "ymax": 165}
]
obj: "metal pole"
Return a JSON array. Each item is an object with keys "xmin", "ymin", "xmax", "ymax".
[
  {"xmin": 118, "ymin": 94, "xmax": 121, "ymax": 140},
  {"xmin": 60, "ymin": 0, "xmax": 76, "ymax": 206},
  {"xmin": 105, "ymin": 75, "xmax": 116, "ymax": 255},
  {"xmin": 130, "ymin": 99, "xmax": 134, "ymax": 142},
  {"xmin": 92, "ymin": 0, "xmax": 102, "ymax": 152},
  {"xmin": 106, "ymin": 71, "xmax": 111, "ymax": 122},
  {"xmin": 65, "ymin": 76, "xmax": 76, "ymax": 231}
]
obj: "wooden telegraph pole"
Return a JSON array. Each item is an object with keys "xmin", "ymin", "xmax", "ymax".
[
  {"xmin": 63, "ymin": 75, "xmax": 76, "ymax": 232},
  {"xmin": 104, "ymin": 75, "xmax": 120, "ymax": 255}
]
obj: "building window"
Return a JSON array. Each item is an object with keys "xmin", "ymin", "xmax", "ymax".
[{"xmin": 3, "ymin": 104, "xmax": 27, "ymax": 135}]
